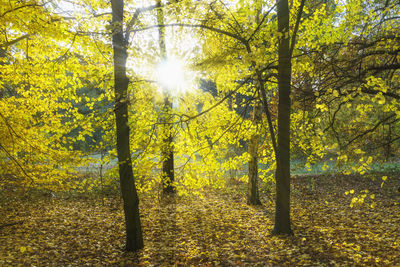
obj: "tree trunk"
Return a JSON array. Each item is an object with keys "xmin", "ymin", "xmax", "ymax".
[
  {"xmin": 156, "ymin": 0, "xmax": 175, "ymax": 194},
  {"xmin": 248, "ymin": 102, "xmax": 262, "ymax": 205},
  {"xmin": 111, "ymin": 0, "xmax": 143, "ymax": 251},
  {"xmin": 0, "ymin": 48, "xmax": 4, "ymax": 99},
  {"xmin": 161, "ymin": 95, "xmax": 175, "ymax": 194},
  {"xmin": 273, "ymin": 0, "xmax": 293, "ymax": 235}
]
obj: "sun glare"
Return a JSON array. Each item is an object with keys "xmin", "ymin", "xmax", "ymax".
[{"xmin": 156, "ymin": 58, "xmax": 188, "ymax": 95}]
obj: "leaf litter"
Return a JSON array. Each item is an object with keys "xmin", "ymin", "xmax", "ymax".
[{"xmin": 0, "ymin": 173, "xmax": 399, "ymax": 266}]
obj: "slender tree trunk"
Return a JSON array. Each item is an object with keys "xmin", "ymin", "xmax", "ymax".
[
  {"xmin": 273, "ymin": 0, "xmax": 293, "ymax": 235},
  {"xmin": 111, "ymin": 0, "xmax": 143, "ymax": 251},
  {"xmin": 247, "ymin": 101, "xmax": 262, "ymax": 205},
  {"xmin": 161, "ymin": 95, "xmax": 175, "ymax": 194},
  {"xmin": 0, "ymin": 48, "xmax": 5, "ymax": 99},
  {"xmin": 156, "ymin": 0, "xmax": 175, "ymax": 194}
]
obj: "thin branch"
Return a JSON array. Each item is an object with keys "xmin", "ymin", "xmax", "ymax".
[
  {"xmin": 345, "ymin": 114, "xmax": 395, "ymax": 148},
  {"xmin": 377, "ymin": 135, "xmax": 400, "ymax": 149},
  {"xmin": 217, "ymin": 0, "xmax": 243, "ymax": 35},
  {"xmin": 361, "ymin": 88, "xmax": 400, "ymax": 100},
  {"xmin": 132, "ymin": 23, "xmax": 248, "ymax": 45},
  {"xmin": 1, "ymin": 34, "xmax": 30, "ymax": 49},
  {"xmin": 367, "ymin": 63, "xmax": 400, "ymax": 71},
  {"xmin": 257, "ymin": 71, "xmax": 278, "ymax": 162},
  {"xmin": 0, "ymin": 3, "xmax": 45, "ymax": 18},
  {"xmin": 177, "ymin": 93, "xmax": 254, "ymax": 174},
  {"xmin": 289, "ymin": 0, "xmax": 306, "ymax": 59},
  {"xmin": 0, "ymin": 142, "xmax": 34, "ymax": 184},
  {"xmin": 183, "ymin": 75, "xmax": 252, "ymax": 122},
  {"xmin": 247, "ymin": 4, "xmax": 276, "ymax": 42},
  {"xmin": 125, "ymin": 4, "xmax": 158, "ymax": 43}
]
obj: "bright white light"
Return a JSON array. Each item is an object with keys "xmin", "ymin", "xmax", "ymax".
[{"xmin": 156, "ymin": 58, "xmax": 187, "ymax": 95}]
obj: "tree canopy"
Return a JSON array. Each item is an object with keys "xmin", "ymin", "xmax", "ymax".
[{"xmin": 1, "ymin": 0, "xmax": 399, "ymax": 263}]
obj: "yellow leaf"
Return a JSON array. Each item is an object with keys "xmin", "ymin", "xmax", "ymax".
[
  {"xmin": 20, "ymin": 246, "xmax": 26, "ymax": 253},
  {"xmin": 354, "ymin": 149, "xmax": 363, "ymax": 154},
  {"xmin": 382, "ymin": 176, "xmax": 387, "ymax": 181}
]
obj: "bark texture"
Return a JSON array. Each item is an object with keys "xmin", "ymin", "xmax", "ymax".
[
  {"xmin": 273, "ymin": 0, "xmax": 293, "ymax": 235},
  {"xmin": 111, "ymin": 0, "xmax": 143, "ymax": 251},
  {"xmin": 161, "ymin": 97, "xmax": 175, "ymax": 194}
]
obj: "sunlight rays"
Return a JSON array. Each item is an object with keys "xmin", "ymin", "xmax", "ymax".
[{"xmin": 155, "ymin": 58, "xmax": 188, "ymax": 95}]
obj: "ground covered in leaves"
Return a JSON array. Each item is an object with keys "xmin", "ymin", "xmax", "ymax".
[{"xmin": 1, "ymin": 174, "xmax": 400, "ymax": 266}]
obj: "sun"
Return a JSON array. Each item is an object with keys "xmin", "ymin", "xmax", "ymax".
[{"xmin": 155, "ymin": 58, "xmax": 188, "ymax": 95}]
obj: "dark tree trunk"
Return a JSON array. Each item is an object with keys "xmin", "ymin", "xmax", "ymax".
[
  {"xmin": 273, "ymin": 0, "xmax": 293, "ymax": 235},
  {"xmin": 156, "ymin": 0, "xmax": 175, "ymax": 194},
  {"xmin": 248, "ymin": 102, "xmax": 262, "ymax": 205},
  {"xmin": 0, "ymin": 48, "xmax": 5, "ymax": 99},
  {"xmin": 111, "ymin": 0, "xmax": 143, "ymax": 251},
  {"xmin": 161, "ymin": 95, "xmax": 175, "ymax": 194}
]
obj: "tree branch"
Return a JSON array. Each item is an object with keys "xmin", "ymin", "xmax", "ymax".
[
  {"xmin": 1, "ymin": 34, "xmax": 30, "ymax": 49},
  {"xmin": 361, "ymin": 88, "xmax": 400, "ymax": 100},
  {"xmin": 257, "ymin": 71, "xmax": 278, "ymax": 162},
  {"xmin": 132, "ymin": 23, "xmax": 248, "ymax": 45},
  {"xmin": 0, "ymin": 3, "xmax": 45, "ymax": 18},
  {"xmin": 0, "ymin": 142, "xmax": 34, "ymax": 184},
  {"xmin": 183, "ymin": 75, "xmax": 252, "ymax": 122},
  {"xmin": 247, "ymin": 4, "xmax": 277, "ymax": 42},
  {"xmin": 345, "ymin": 114, "xmax": 396, "ymax": 148},
  {"xmin": 289, "ymin": 0, "xmax": 306, "ymax": 59},
  {"xmin": 125, "ymin": 4, "xmax": 158, "ymax": 43}
]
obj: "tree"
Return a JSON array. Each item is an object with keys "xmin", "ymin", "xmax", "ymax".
[
  {"xmin": 289, "ymin": 0, "xmax": 400, "ymax": 172},
  {"xmin": 0, "ymin": 0, "xmax": 104, "ymax": 191},
  {"xmin": 273, "ymin": 0, "xmax": 293, "ymax": 235},
  {"xmin": 247, "ymin": 100, "xmax": 262, "ymax": 205},
  {"xmin": 156, "ymin": 0, "xmax": 176, "ymax": 195},
  {"xmin": 111, "ymin": 0, "xmax": 143, "ymax": 251}
]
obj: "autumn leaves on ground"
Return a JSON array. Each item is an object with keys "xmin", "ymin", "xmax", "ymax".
[{"xmin": 1, "ymin": 173, "xmax": 399, "ymax": 266}]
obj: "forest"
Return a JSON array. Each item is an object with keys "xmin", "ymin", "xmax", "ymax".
[{"xmin": 1, "ymin": 0, "xmax": 399, "ymax": 265}]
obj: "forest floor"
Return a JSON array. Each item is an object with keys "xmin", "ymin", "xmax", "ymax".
[{"xmin": 1, "ymin": 173, "xmax": 400, "ymax": 266}]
